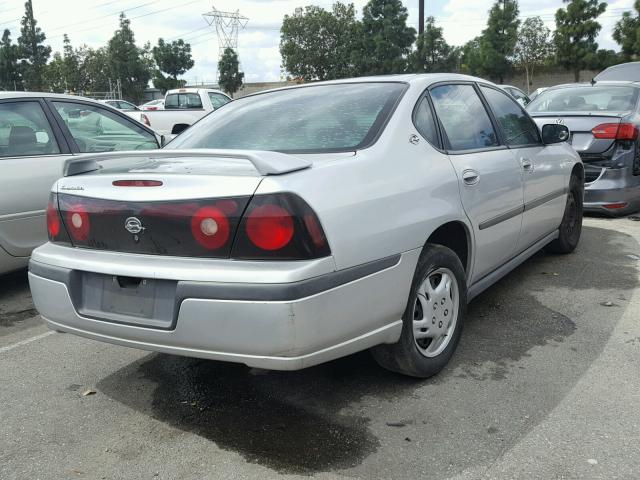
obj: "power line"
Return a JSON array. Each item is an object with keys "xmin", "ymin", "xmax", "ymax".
[{"xmin": 47, "ymin": 0, "xmax": 202, "ymax": 40}]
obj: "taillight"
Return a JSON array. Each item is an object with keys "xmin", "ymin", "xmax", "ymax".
[
  {"xmin": 190, "ymin": 206, "xmax": 230, "ymax": 249},
  {"xmin": 232, "ymin": 193, "xmax": 330, "ymax": 260},
  {"xmin": 46, "ymin": 193, "xmax": 71, "ymax": 244},
  {"xmin": 603, "ymin": 202, "xmax": 628, "ymax": 210},
  {"xmin": 46, "ymin": 198, "xmax": 60, "ymax": 238},
  {"xmin": 592, "ymin": 123, "xmax": 639, "ymax": 140},
  {"xmin": 246, "ymin": 204, "xmax": 294, "ymax": 251},
  {"xmin": 65, "ymin": 203, "xmax": 91, "ymax": 241},
  {"xmin": 141, "ymin": 113, "xmax": 150, "ymax": 126}
]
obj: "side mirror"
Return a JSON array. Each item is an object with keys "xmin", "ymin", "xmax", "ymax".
[{"xmin": 542, "ymin": 124, "xmax": 570, "ymax": 144}]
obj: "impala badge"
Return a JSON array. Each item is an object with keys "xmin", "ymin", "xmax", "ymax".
[{"xmin": 125, "ymin": 217, "xmax": 145, "ymax": 235}]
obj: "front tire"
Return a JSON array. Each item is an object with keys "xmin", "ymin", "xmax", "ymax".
[
  {"xmin": 371, "ymin": 244, "xmax": 467, "ymax": 378},
  {"xmin": 546, "ymin": 174, "xmax": 583, "ymax": 254}
]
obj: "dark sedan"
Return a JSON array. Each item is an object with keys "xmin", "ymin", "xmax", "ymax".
[{"xmin": 527, "ymin": 82, "xmax": 640, "ymax": 216}]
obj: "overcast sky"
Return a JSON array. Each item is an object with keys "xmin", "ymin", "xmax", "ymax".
[{"xmin": 0, "ymin": 0, "xmax": 634, "ymax": 84}]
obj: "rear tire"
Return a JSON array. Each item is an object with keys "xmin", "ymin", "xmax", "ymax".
[
  {"xmin": 371, "ymin": 244, "xmax": 467, "ymax": 378},
  {"xmin": 546, "ymin": 174, "xmax": 583, "ymax": 254}
]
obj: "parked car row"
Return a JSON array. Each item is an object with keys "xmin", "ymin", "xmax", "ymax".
[{"xmin": 2, "ymin": 66, "xmax": 638, "ymax": 379}]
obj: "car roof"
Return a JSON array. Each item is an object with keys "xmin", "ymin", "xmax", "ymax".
[
  {"xmin": 0, "ymin": 91, "xmax": 115, "ymax": 104},
  {"xmin": 541, "ymin": 81, "xmax": 640, "ymax": 92},
  {"xmin": 594, "ymin": 62, "xmax": 640, "ymax": 81},
  {"xmin": 239, "ymin": 74, "xmax": 496, "ymax": 99}
]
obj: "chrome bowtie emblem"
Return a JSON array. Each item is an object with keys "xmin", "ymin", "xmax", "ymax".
[{"xmin": 124, "ymin": 217, "xmax": 145, "ymax": 235}]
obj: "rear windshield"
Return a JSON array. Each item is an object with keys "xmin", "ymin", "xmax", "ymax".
[
  {"xmin": 165, "ymin": 93, "xmax": 203, "ymax": 109},
  {"xmin": 166, "ymin": 83, "xmax": 407, "ymax": 153},
  {"xmin": 528, "ymin": 86, "xmax": 639, "ymax": 113}
]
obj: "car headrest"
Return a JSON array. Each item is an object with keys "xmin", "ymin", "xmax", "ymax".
[
  {"xmin": 9, "ymin": 126, "xmax": 37, "ymax": 146},
  {"xmin": 567, "ymin": 96, "xmax": 586, "ymax": 108}
]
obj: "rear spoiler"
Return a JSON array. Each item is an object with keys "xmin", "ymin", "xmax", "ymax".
[{"xmin": 63, "ymin": 149, "xmax": 313, "ymax": 177}]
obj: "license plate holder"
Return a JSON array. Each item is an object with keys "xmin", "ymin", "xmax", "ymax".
[{"xmin": 78, "ymin": 272, "xmax": 177, "ymax": 329}]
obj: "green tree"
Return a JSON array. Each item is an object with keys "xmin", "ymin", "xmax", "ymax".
[
  {"xmin": 409, "ymin": 16, "xmax": 459, "ymax": 73},
  {"xmin": 479, "ymin": 0, "xmax": 520, "ymax": 83},
  {"xmin": 613, "ymin": 1, "xmax": 640, "ymax": 60},
  {"xmin": 17, "ymin": 0, "xmax": 51, "ymax": 91},
  {"xmin": 218, "ymin": 47, "xmax": 244, "ymax": 97},
  {"xmin": 586, "ymin": 49, "xmax": 622, "ymax": 70},
  {"xmin": 152, "ymin": 38, "xmax": 194, "ymax": 91},
  {"xmin": 280, "ymin": 3, "xmax": 360, "ymax": 81},
  {"xmin": 461, "ymin": 37, "xmax": 483, "ymax": 75},
  {"xmin": 44, "ymin": 52, "xmax": 65, "ymax": 92},
  {"xmin": 357, "ymin": 0, "xmax": 415, "ymax": 75},
  {"xmin": 514, "ymin": 17, "xmax": 553, "ymax": 93},
  {"xmin": 554, "ymin": 0, "xmax": 607, "ymax": 82},
  {"xmin": 0, "ymin": 29, "xmax": 21, "ymax": 90},
  {"xmin": 82, "ymin": 47, "xmax": 111, "ymax": 93},
  {"xmin": 106, "ymin": 13, "xmax": 152, "ymax": 103}
]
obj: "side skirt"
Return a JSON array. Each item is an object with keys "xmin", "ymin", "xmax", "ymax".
[{"xmin": 467, "ymin": 230, "xmax": 559, "ymax": 302}]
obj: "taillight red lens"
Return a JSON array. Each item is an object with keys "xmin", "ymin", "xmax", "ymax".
[
  {"xmin": 592, "ymin": 123, "xmax": 639, "ymax": 140},
  {"xmin": 65, "ymin": 204, "xmax": 91, "ymax": 241},
  {"xmin": 246, "ymin": 204, "xmax": 294, "ymax": 251},
  {"xmin": 190, "ymin": 206, "xmax": 230, "ymax": 249},
  {"xmin": 46, "ymin": 200, "xmax": 60, "ymax": 238},
  {"xmin": 232, "ymin": 193, "xmax": 330, "ymax": 260},
  {"xmin": 603, "ymin": 202, "xmax": 628, "ymax": 210}
]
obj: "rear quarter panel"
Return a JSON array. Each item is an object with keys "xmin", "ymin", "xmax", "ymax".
[{"xmin": 256, "ymin": 90, "xmax": 470, "ymax": 272}]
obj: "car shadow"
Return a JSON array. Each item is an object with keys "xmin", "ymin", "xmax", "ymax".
[
  {"xmin": 97, "ymin": 225, "xmax": 639, "ymax": 477},
  {"xmin": 0, "ymin": 268, "xmax": 40, "ymax": 336}
]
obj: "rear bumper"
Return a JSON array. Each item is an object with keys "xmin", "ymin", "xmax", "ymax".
[
  {"xmin": 28, "ymin": 246, "xmax": 417, "ymax": 370},
  {"xmin": 584, "ymin": 166, "xmax": 640, "ymax": 215}
]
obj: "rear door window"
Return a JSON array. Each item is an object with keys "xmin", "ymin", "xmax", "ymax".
[
  {"xmin": 429, "ymin": 84, "xmax": 499, "ymax": 151},
  {"xmin": 52, "ymin": 101, "xmax": 158, "ymax": 153},
  {"xmin": 0, "ymin": 101, "xmax": 60, "ymax": 157},
  {"xmin": 208, "ymin": 92, "xmax": 231, "ymax": 109},
  {"xmin": 165, "ymin": 93, "xmax": 203, "ymax": 109},
  {"xmin": 481, "ymin": 86, "xmax": 540, "ymax": 146}
]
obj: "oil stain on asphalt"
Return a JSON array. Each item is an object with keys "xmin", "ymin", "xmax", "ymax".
[{"xmin": 96, "ymin": 226, "xmax": 639, "ymax": 477}]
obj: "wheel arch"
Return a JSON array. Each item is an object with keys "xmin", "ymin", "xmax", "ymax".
[
  {"xmin": 571, "ymin": 162, "xmax": 585, "ymax": 182},
  {"xmin": 424, "ymin": 220, "xmax": 473, "ymax": 277}
]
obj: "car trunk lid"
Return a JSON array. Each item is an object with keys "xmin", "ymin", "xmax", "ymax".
[
  {"xmin": 53, "ymin": 149, "xmax": 312, "ymax": 258},
  {"xmin": 531, "ymin": 114, "xmax": 623, "ymax": 154}
]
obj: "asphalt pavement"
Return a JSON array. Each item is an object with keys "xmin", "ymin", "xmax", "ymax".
[{"xmin": 1, "ymin": 216, "xmax": 639, "ymax": 480}]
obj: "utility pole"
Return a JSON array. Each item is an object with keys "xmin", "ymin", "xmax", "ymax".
[
  {"xmin": 203, "ymin": 6, "xmax": 248, "ymax": 78},
  {"xmin": 418, "ymin": 0, "xmax": 425, "ymax": 34}
]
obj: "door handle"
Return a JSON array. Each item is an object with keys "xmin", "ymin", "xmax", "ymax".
[
  {"xmin": 462, "ymin": 169, "xmax": 480, "ymax": 185},
  {"xmin": 521, "ymin": 158, "xmax": 534, "ymax": 173}
]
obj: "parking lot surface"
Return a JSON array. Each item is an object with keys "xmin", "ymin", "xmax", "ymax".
[{"xmin": 1, "ymin": 217, "xmax": 639, "ymax": 480}]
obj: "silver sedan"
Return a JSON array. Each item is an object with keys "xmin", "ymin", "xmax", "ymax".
[
  {"xmin": 29, "ymin": 75, "xmax": 582, "ymax": 377},
  {"xmin": 0, "ymin": 92, "xmax": 161, "ymax": 275}
]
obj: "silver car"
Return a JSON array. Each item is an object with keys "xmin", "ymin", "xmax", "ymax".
[
  {"xmin": 28, "ymin": 75, "xmax": 582, "ymax": 378},
  {"xmin": 527, "ymin": 82, "xmax": 640, "ymax": 216},
  {"xmin": 0, "ymin": 92, "xmax": 161, "ymax": 275}
]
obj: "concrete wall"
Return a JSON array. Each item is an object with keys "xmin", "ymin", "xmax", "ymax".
[
  {"xmin": 501, "ymin": 70, "xmax": 600, "ymax": 93},
  {"xmin": 236, "ymin": 81, "xmax": 300, "ymax": 97},
  {"xmin": 179, "ymin": 70, "xmax": 602, "ymax": 99}
]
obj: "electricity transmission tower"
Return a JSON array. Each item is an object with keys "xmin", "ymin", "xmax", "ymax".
[{"xmin": 203, "ymin": 6, "xmax": 249, "ymax": 60}]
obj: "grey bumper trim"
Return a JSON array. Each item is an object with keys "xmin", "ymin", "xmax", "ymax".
[{"xmin": 28, "ymin": 254, "xmax": 401, "ymax": 303}]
